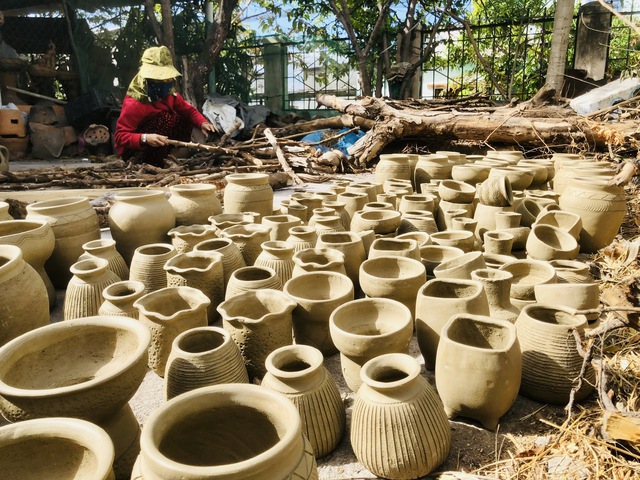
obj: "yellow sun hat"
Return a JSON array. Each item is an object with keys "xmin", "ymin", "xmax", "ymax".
[{"xmin": 138, "ymin": 46, "xmax": 181, "ymax": 80}]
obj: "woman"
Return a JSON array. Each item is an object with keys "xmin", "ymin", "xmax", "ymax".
[{"xmin": 114, "ymin": 46, "xmax": 217, "ymax": 166}]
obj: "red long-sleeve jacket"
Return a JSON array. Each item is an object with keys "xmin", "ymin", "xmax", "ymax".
[{"xmin": 114, "ymin": 93, "xmax": 208, "ymax": 155}]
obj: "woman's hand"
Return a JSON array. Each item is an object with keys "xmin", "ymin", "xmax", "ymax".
[
  {"xmin": 200, "ymin": 122, "xmax": 220, "ymax": 136},
  {"xmin": 143, "ymin": 134, "xmax": 169, "ymax": 148},
  {"xmin": 609, "ymin": 161, "xmax": 637, "ymax": 186}
]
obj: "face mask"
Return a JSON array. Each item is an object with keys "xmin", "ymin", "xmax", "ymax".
[{"xmin": 146, "ymin": 80, "xmax": 173, "ymax": 101}]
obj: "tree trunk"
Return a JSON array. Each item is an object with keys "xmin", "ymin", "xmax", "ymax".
[{"xmin": 546, "ymin": 0, "xmax": 576, "ymax": 94}]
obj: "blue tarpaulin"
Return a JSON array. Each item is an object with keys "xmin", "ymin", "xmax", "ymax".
[{"xmin": 300, "ymin": 128, "xmax": 365, "ymax": 156}]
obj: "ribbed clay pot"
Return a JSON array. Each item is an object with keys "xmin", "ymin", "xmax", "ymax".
[
  {"xmin": 351, "ymin": 353, "xmax": 451, "ymax": 479},
  {"xmin": 471, "ymin": 269, "xmax": 519, "ymax": 323},
  {"xmin": 526, "ymin": 224, "xmax": 579, "ymax": 261},
  {"xmin": 79, "ymin": 238, "xmax": 129, "ymax": 281},
  {"xmin": 368, "ymin": 237, "xmax": 421, "ymax": 261},
  {"xmin": 164, "ymin": 251, "xmax": 225, "ymax": 324},
  {"xmin": 107, "ymin": 190, "xmax": 175, "ymax": 265},
  {"xmin": 223, "ymin": 173, "xmax": 273, "ymax": 220},
  {"xmin": 99, "ymin": 280, "xmax": 146, "ymax": 319},
  {"xmin": 132, "ymin": 384, "xmax": 318, "ymax": 480},
  {"xmin": 0, "ymin": 316, "xmax": 150, "ymax": 476},
  {"xmin": 169, "ymin": 183, "xmax": 222, "ymax": 226},
  {"xmin": 415, "ymin": 277, "xmax": 490, "ymax": 369},
  {"xmin": 217, "ymin": 289, "xmax": 296, "ymax": 380},
  {"xmin": 168, "ymin": 224, "xmax": 218, "ymax": 254},
  {"xmin": 398, "ymin": 210, "xmax": 439, "ymax": 234},
  {"xmin": 329, "ymin": 298, "xmax": 413, "ymax": 392},
  {"xmin": 284, "ymin": 271, "xmax": 354, "ymax": 355},
  {"xmin": 0, "ymin": 417, "xmax": 116, "ymax": 480},
  {"xmin": 63, "ymin": 258, "xmax": 121, "ymax": 320},
  {"xmin": 129, "ymin": 243, "xmax": 177, "ymax": 294},
  {"xmin": 254, "ymin": 240, "xmax": 296, "ymax": 286},
  {"xmin": 534, "ymin": 282, "xmax": 600, "ymax": 322},
  {"xmin": 193, "ymin": 237, "xmax": 246, "ymax": 287},
  {"xmin": 436, "ymin": 314, "xmax": 521, "ymax": 430},
  {"xmin": 419, "ymin": 245, "xmax": 465, "ymax": 277},
  {"xmin": 286, "ymin": 225, "xmax": 318, "ymax": 252},
  {"xmin": 225, "ymin": 266, "xmax": 283, "ymax": 299},
  {"xmin": 262, "ymin": 345, "xmax": 346, "ymax": 459},
  {"xmin": 164, "ymin": 326, "xmax": 249, "ymax": 400},
  {"xmin": 0, "ymin": 219, "xmax": 56, "ymax": 308},
  {"xmin": 549, "ymin": 259, "xmax": 592, "ymax": 283},
  {"xmin": 262, "ymin": 214, "xmax": 303, "ymax": 241},
  {"xmin": 515, "ymin": 304, "xmax": 595, "ymax": 404},
  {"xmin": 359, "ymin": 256, "xmax": 426, "ymax": 316},
  {"xmin": 291, "ymin": 247, "xmax": 346, "ymax": 277},
  {"xmin": 26, "ymin": 196, "xmax": 100, "ymax": 287},
  {"xmin": 135, "ymin": 286, "xmax": 211, "ymax": 376},
  {"xmin": 0, "ymin": 245, "xmax": 50, "ymax": 346},
  {"xmin": 316, "ymin": 231, "xmax": 366, "ymax": 291},
  {"xmin": 375, "ymin": 154, "xmax": 412, "ymax": 185},
  {"xmin": 433, "ymin": 251, "xmax": 486, "ymax": 280},
  {"xmin": 220, "ymin": 223, "xmax": 271, "ymax": 266}
]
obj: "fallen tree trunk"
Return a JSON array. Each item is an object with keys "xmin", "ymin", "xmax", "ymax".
[{"xmin": 316, "ymin": 94, "xmax": 640, "ymax": 166}]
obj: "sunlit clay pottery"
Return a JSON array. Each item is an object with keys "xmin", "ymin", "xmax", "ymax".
[
  {"xmin": 367, "ymin": 237, "xmax": 421, "ymax": 261},
  {"xmin": 291, "ymin": 247, "xmax": 347, "ymax": 277},
  {"xmin": 420, "ymin": 245, "xmax": 465, "ymax": 277},
  {"xmin": 169, "ymin": 183, "xmax": 222, "ymax": 226},
  {"xmin": 525, "ymin": 224, "xmax": 579, "ymax": 261},
  {"xmin": 433, "ymin": 251, "xmax": 486, "ymax": 280},
  {"xmin": 220, "ymin": 223, "xmax": 271, "ymax": 266},
  {"xmin": 223, "ymin": 173, "xmax": 273, "ymax": 220},
  {"xmin": 193, "ymin": 237, "xmax": 246, "ymax": 288},
  {"xmin": 98, "ymin": 280, "xmax": 146, "ymax": 319},
  {"xmin": 79, "ymin": 238, "xmax": 129, "ymax": 281},
  {"xmin": 168, "ymin": 225, "xmax": 219, "ymax": 254},
  {"xmin": 225, "ymin": 266, "xmax": 283, "ymax": 299},
  {"xmin": 63, "ymin": 258, "xmax": 121, "ymax": 321}
]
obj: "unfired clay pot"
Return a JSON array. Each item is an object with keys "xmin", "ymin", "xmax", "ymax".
[
  {"xmin": 438, "ymin": 179, "xmax": 476, "ymax": 203},
  {"xmin": 534, "ymin": 282, "xmax": 600, "ymax": 322},
  {"xmin": 414, "ymin": 154, "xmax": 452, "ymax": 185},
  {"xmin": 316, "ymin": 232, "xmax": 366, "ymax": 290},
  {"xmin": 286, "ymin": 225, "xmax": 318, "ymax": 252},
  {"xmin": 525, "ymin": 224, "xmax": 579, "ymax": 261},
  {"xmin": 220, "ymin": 223, "xmax": 271, "ymax": 266},
  {"xmin": 254, "ymin": 240, "xmax": 296, "ymax": 286},
  {"xmin": 169, "ymin": 183, "xmax": 222, "ymax": 226},
  {"xmin": 225, "ymin": 266, "xmax": 283, "ymax": 299},
  {"xmin": 534, "ymin": 210, "xmax": 582, "ymax": 239},
  {"xmin": 164, "ymin": 326, "xmax": 249, "ymax": 400},
  {"xmin": 549, "ymin": 259, "xmax": 592, "ymax": 283},
  {"xmin": 336, "ymin": 192, "xmax": 368, "ymax": 223},
  {"xmin": 476, "ymin": 175, "xmax": 513, "ymax": 207},
  {"xmin": 0, "ymin": 201, "xmax": 12, "ymax": 220},
  {"xmin": 398, "ymin": 210, "xmax": 439, "ymax": 234},
  {"xmin": 208, "ymin": 212, "xmax": 254, "ymax": 233},
  {"xmin": 483, "ymin": 230, "xmax": 514, "ymax": 256},
  {"xmin": 193, "ymin": 237, "xmax": 246, "ymax": 287},
  {"xmin": 375, "ymin": 154, "xmax": 412, "ymax": 185},
  {"xmin": 223, "ymin": 173, "xmax": 273, "ymax": 220},
  {"xmin": 262, "ymin": 214, "xmax": 303, "ymax": 241},
  {"xmin": 367, "ymin": 237, "xmax": 421, "ymax": 261},
  {"xmin": 291, "ymin": 247, "xmax": 346, "ymax": 277},
  {"xmin": 262, "ymin": 345, "xmax": 346, "ymax": 459},
  {"xmin": 80, "ymin": 238, "xmax": 129, "ymax": 281},
  {"xmin": 419, "ymin": 245, "xmax": 465, "ymax": 277},
  {"xmin": 129, "ymin": 243, "xmax": 177, "ymax": 294},
  {"xmin": 471, "ymin": 269, "xmax": 519, "ymax": 323},
  {"xmin": 431, "ymin": 230, "xmax": 476, "ymax": 253},
  {"xmin": 168, "ymin": 224, "xmax": 219, "ymax": 254},
  {"xmin": 433, "ymin": 251, "xmax": 486, "ymax": 279},
  {"xmin": 398, "ymin": 194, "xmax": 435, "ymax": 214},
  {"xmin": 351, "ymin": 353, "xmax": 451, "ymax": 479},
  {"xmin": 350, "ymin": 209, "xmax": 401, "ymax": 235},
  {"xmin": 499, "ymin": 258, "xmax": 557, "ymax": 303},
  {"xmin": 217, "ymin": 289, "xmax": 296, "ymax": 380},
  {"xmin": 98, "ymin": 280, "xmax": 146, "ymax": 318},
  {"xmin": 0, "ymin": 417, "xmax": 116, "ymax": 480},
  {"xmin": 329, "ymin": 298, "xmax": 413, "ymax": 392},
  {"xmin": 415, "ymin": 277, "xmax": 490, "ymax": 369},
  {"xmin": 436, "ymin": 314, "xmax": 521, "ymax": 430},
  {"xmin": 63, "ymin": 258, "xmax": 121, "ymax": 320},
  {"xmin": 132, "ymin": 384, "xmax": 318, "ymax": 480}
]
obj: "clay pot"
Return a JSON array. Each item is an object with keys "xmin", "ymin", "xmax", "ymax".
[
  {"xmin": 483, "ymin": 253, "xmax": 518, "ymax": 270},
  {"xmin": 451, "ymin": 163, "xmax": 490, "ymax": 184},
  {"xmin": 525, "ymin": 224, "xmax": 579, "ymax": 261},
  {"xmin": 223, "ymin": 173, "xmax": 273, "ymax": 220},
  {"xmin": 398, "ymin": 210, "xmax": 439, "ymax": 234},
  {"xmin": 217, "ymin": 289, "xmax": 296, "ymax": 380},
  {"xmin": 0, "ymin": 201, "xmax": 12, "ymax": 220},
  {"xmin": 99, "ymin": 280, "xmax": 146, "ymax": 318},
  {"xmin": 262, "ymin": 345, "xmax": 346, "ymax": 458},
  {"xmin": 254, "ymin": 240, "xmax": 296, "ymax": 286},
  {"xmin": 489, "ymin": 167, "xmax": 533, "ymax": 190},
  {"xmin": 346, "ymin": 182, "xmax": 379, "ymax": 202},
  {"xmin": 351, "ymin": 353, "xmax": 451, "ymax": 479},
  {"xmin": 329, "ymin": 298, "xmax": 413, "ymax": 392},
  {"xmin": 0, "ymin": 417, "xmax": 116, "ymax": 480},
  {"xmin": 436, "ymin": 314, "xmax": 521, "ymax": 430},
  {"xmin": 438, "ymin": 179, "xmax": 476, "ymax": 203},
  {"xmin": 312, "ymin": 215, "xmax": 345, "ymax": 234},
  {"xmin": 107, "ymin": 190, "xmax": 175, "ymax": 265},
  {"xmin": 493, "ymin": 211, "xmax": 530, "ymax": 251},
  {"xmin": 308, "ymin": 207, "xmax": 339, "ymax": 227},
  {"xmin": 398, "ymin": 194, "xmax": 436, "ymax": 213},
  {"xmin": 415, "ymin": 277, "xmax": 490, "ymax": 369},
  {"xmin": 476, "ymin": 175, "xmax": 513, "ymax": 207},
  {"xmin": 322, "ymin": 200, "xmax": 351, "ymax": 230},
  {"xmin": 534, "ymin": 210, "xmax": 582, "ymax": 239},
  {"xmin": 164, "ymin": 251, "xmax": 225, "ymax": 323},
  {"xmin": 436, "ymin": 200, "xmax": 473, "ymax": 231},
  {"xmin": 129, "ymin": 243, "xmax": 177, "ymax": 294},
  {"xmin": 262, "ymin": 214, "xmax": 303, "ymax": 241},
  {"xmin": 375, "ymin": 154, "xmax": 413, "ymax": 185},
  {"xmin": 169, "ymin": 183, "xmax": 222, "ymax": 226},
  {"xmin": 483, "ymin": 230, "xmax": 514, "ymax": 255},
  {"xmin": 0, "ymin": 316, "xmax": 150, "ymax": 475},
  {"xmin": 164, "ymin": 326, "xmax": 249, "ymax": 400},
  {"xmin": 368, "ymin": 237, "xmax": 421, "ymax": 261},
  {"xmin": 499, "ymin": 259, "xmax": 557, "ymax": 303},
  {"xmin": 80, "ymin": 238, "xmax": 129, "ymax": 281},
  {"xmin": 0, "ymin": 219, "xmax": 56, "ymax": 308},
  {"xmin": 286, "ymin": 225, "xmax": 318, "ymax": 252},
  {"xmin": 559, "ymin": 177, "xmax": 626, "ymax": 252},
  {"xmin": 225, "ymin": 265, "xmax": 283, "ymax": 299},
  {"xmin": 193, "ymin": 237, "xmax": 246, "ymax": 287},
  {"xmin": 433, "ymin": 251, "xmax": 486, "ymax": 279},
  {"xmin": 442, "ymin": 208, "xmax": 472, "ymax": 231},
  {"xmin": 515, "ymin": 304, "xmax": 595, "ymax": 404},
  {"xmin": 396, "ymin": 231, "xmax": 432, "ymax": 247},
  {"xmin": 419, "ymin": 245, "xmax": 465, "ymax": 277},
  {"xmin": 437, "ymin": 150, "xmax": 466, "ymax": 163},
  {"xmin": 359, "ymin": 256, "xmax": 426, "ymax": 316},
  {"xmin": 292, "ymin": 247, "xmax": 346, "ymax": 277},
  {"xmin": 220, "ymin": 223, "xmax": 271, "ymax": 266},
  {"xmin": 377, "ymin": 193, "xmax": 398, "ymax": 208},
  {"xmin": 64, "ymin": 258, "xmax": 121, "ymax": 320},
  {"xmin": 313, "ymin": 191, "xmax": 338, "ymax": 203},
  {"xmin": 363, "ymin": 201, "xmax": 395, "ymax": 211},
  {"xmin": 414, "ymin": 154, "xmax": 452, "ymax": 185},
  {"xmin": 284, "ymin": 271, "xmax": 354, "ymax": 355},
  {"xmin": 337, "ymin": 192, "xmax": 368, "ymax": 223},
  {"xmin": 208, "ymin": 212, "xmax": 253, "ymax": 233},
  {"xmin": 486, "ymin": 150, "xmax": 523, "ymax": 163},
  {"xmin": 132, "ymin": 384, "xmax": 318, "ymax": 480},
  {"xmin": 431, "ymin": 230, "xmax": 476, "ymax": 253},
  {"xmin": 279, "ymin": 200, "xmax": 308, "ymax": 224},
  {"xmin": 135, "ymin": 286, "xmax": 211, "ymax": 376},
  {"xmin": 471, "ymin": 269, "xmax": 519, "ymax": 323},
  {"xmin": 534, "ymin": 282, "xmax": 600, "ymax": 322},
  {"xmin": 350, "ymin": 209, "xmax": 401, "ymax": 235},
  {"xmin": 0, "ymin": 245, "xmax": 50, "ymax": 346},
  {"xmin": 473, "ymin": 203, "xmax": 515, "ymax": 240},
  {"xmin": 549, "ymin": 259, "xmax": 592, "ymax": 283},
  {"xmin": 168, "ymin": 224, "xmax": 218, "ymax": 254},
  {"xmin": 516, "ymin": 198, "xmax": 549, "ymax": 228},
  {"xmin": 290, "ymin": 192, "xmax": 324, "ymax": 214},
  {"xmin": 316, "ymin": 231, "xmax": 366, "ymax": 290},
  {"xmin": 26, "ymin": 196, "xmax": 100, "ymax": 287}
]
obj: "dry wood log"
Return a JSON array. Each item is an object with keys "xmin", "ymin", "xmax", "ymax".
[
  {"xmin": 315, "ymin": 94, "xmax": 640, "ymax": 166},
  {"xmin": 263, "ymin": 128, "xmax": 305, "ymax": 185}
]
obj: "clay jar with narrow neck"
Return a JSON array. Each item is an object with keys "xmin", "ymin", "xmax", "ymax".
[
  {"xmin": 471, "ymin": 269, "xmax": 519, "ymax": 323},
  {"xmin": 351, "ymin": 353, "xmax": 451, "ymax": 479},
  {"xmin": 135, "ymin": 286, "xmax": 211, "ymax": 376},
  {"xmin": 64, "ymin": 258, "xmax": 121, "ymax": 321},
  {"xmin": 132, "ymin": 384, "xmax": 318, "ymax": 480},
  {"xmin": 0, "ymin": 219, "xmax": 56, "ymax": 308},
  {"xmin": 262, "ymin": 345, "xmax": 346, "ymax": 459},
  {"xmin": 168, "ymin": 224, "xmax": 218, "ymax": 254},
  {"xmin": 284, "ymin": 271, "xmax": 354, "ymax": 355},
  {"xmin": 79, "ymin": 238, "xmax": 130, "ymax": 281},
  {"xmin": 436, "ymin": 314, "xmax": 521, "ymax": 430},
  {"xmin": 217, "ymin": 289, "xmax": 297, "ymax": 381},
  {"xmin": 26, "ymin": 196, "xmax": 100, "ymax": 287},
  {"xmin": 108, "ymin": 190, "xmax": 176, "ymax": 265},
  {"xmin": 99, "ymin": 280, "xmax": 146, "ymax": 319},
  {"xmin": 329, "ymin": 298, "xmax": 414, "ymax": 392},
  {"xmin": 415, "ymin": 277, "xmax": 490, "ymax": 370},
  {"xmin": 169, "ymin": 183, "xmax": 222, "ymax": 226},
  {"xmin": 223, "ymin": 173, "xmax": 273, "ymax": 220},
  {"xmin": 0, "ymin": 245, "xmax": 49, "ymax": 347}
]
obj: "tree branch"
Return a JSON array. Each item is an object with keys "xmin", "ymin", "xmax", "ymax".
[{"xmin": 144, "ymin": 0, "xmax": 164, "ymax": 45}]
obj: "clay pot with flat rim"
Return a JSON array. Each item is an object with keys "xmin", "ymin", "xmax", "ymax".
[
  {"xmin": 534, "ymin": 282, "xmax": 600, "ymax": 322},
  {"xmin": 398, "ymin": 210, "xmax": 438, "ymax": 234},
  {"xmin": 436, "ymin": 314, "xmax": 521, "ymax": 430},
  {"xmin": 419, "ymin": 244, "xmax": 465, "ymax": 277},
  {"xmin": 438, "ymin": 179, "xmax": 476, "ymax": 203},
  {"xmin": 169, "ymin": 183, "xmax": 222, "ymax": 226},
  {"xmin": 129, "ymin": 243, "xmax": 177, "ymax": 295},
  {"xmin": 316, "ymin": 231, "xmax": 366, "ymax": 290},
  {"xmin": 350, "ymin": 209, "xmax": 401, "ymax": 235},
  {"xmin": 431, "ymin": 230, "xmax": 476, "ymax": 253},
  {"xmin": 99, "ymin": 280, "xmax": 146, "ymax": 318},
  {"xmin": 499, "ymin": 258, "xmax": 557, "ymax": 302},
  {"xmin": 549, "ymin": 259, "xmax": 592, "ymax": 283},
  {"xmin": 367, "ymin": 237, "xmax": 421, "ymax": 261},
  {"xmin": 533, "ymin": 210, "xmax": 582, "ymax": 239},
  {"xmin": 193, "ymin": 237, "xmax": 246, "ymax": 288},
  {"xmin": 525, "ymin": 224, "xmax": 579, "ymax": 261},
  {"xmin": 433, "ymin": 251, "xmax": 486, "ymax": 279},
  {"xmin": 225, "ymin": 266, "xmax": 283, "ymax": 299},
  {"xmin": 223, "ymin": 173, "xmax": 273, "ymax": 220}
]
